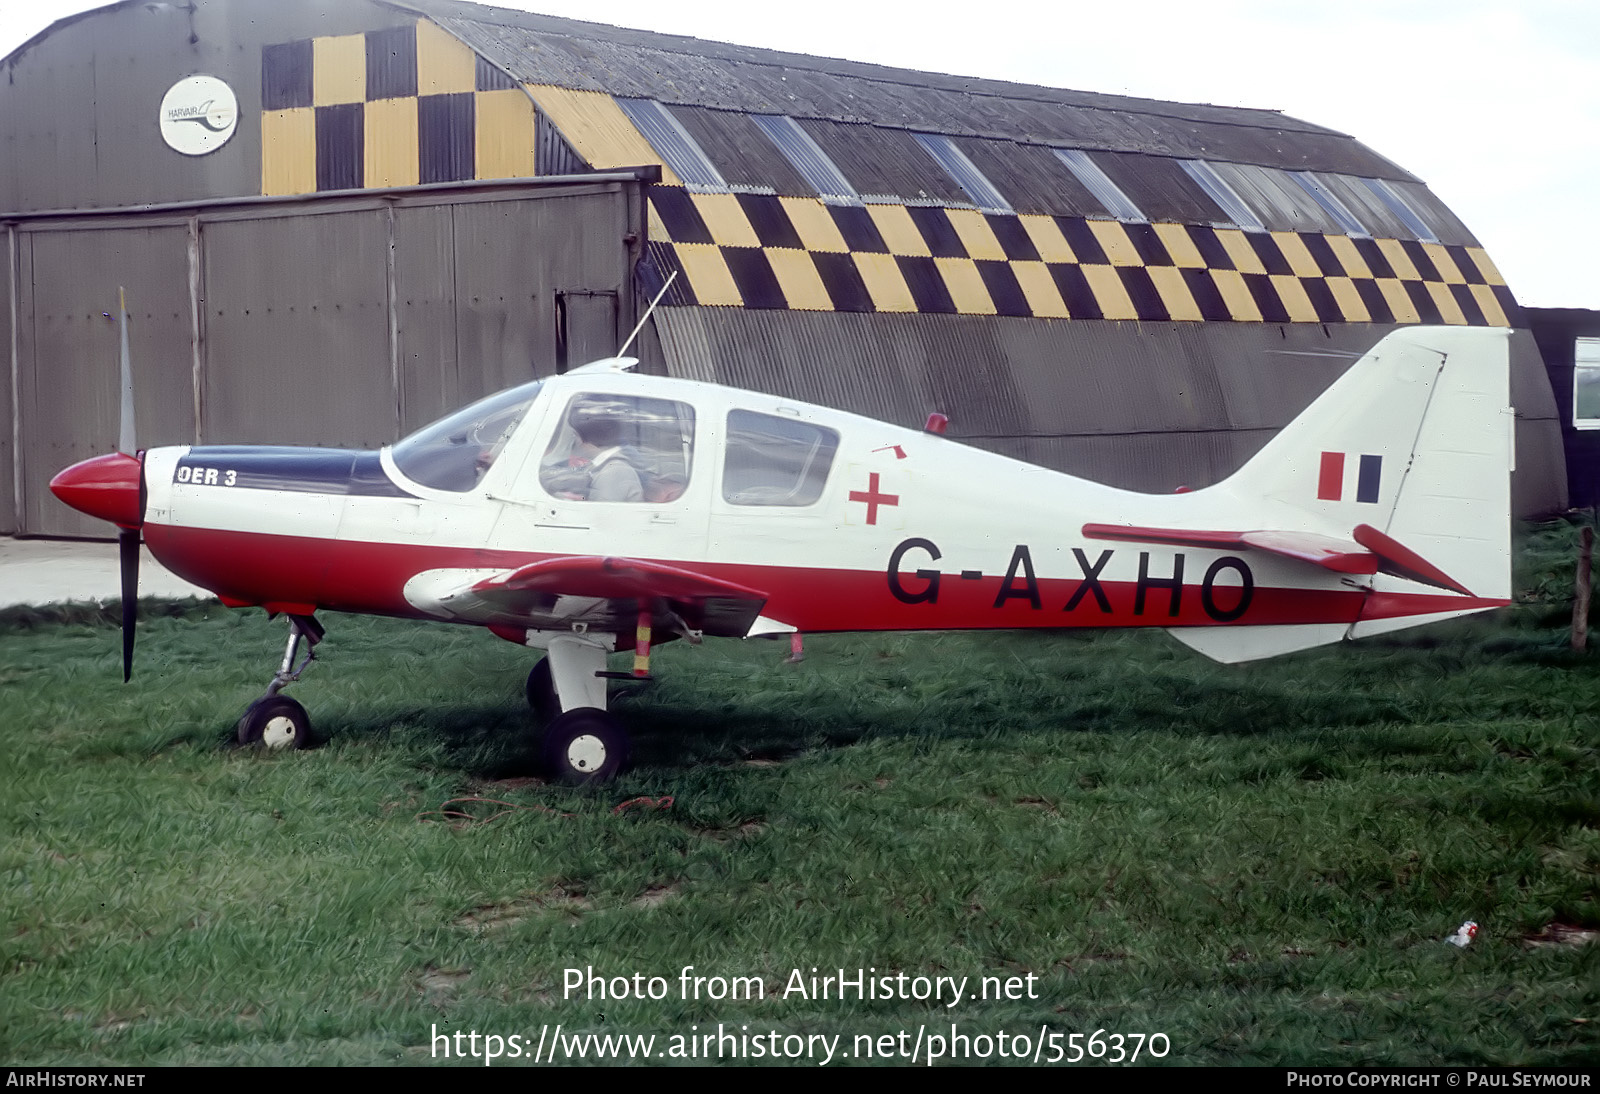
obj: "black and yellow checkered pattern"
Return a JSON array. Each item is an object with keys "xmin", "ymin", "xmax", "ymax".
[
  {"xmin": 644, "ymin": 188, "xmax": 1516, "ymax": 326},
  {"xmin": 260, "ymin": 20, "xmax": 546, "ymax": 194},
  {"xmin": 259, "ymin": 23, "xmax": 1516, "ymax": 329}
]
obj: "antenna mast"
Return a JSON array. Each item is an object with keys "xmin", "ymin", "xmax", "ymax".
[{"xmin": 618, "ymin": 271, "xmax": 678, "ymax": 358}]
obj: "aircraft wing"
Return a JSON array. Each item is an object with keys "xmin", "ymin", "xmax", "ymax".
[
  {"xmin": 1081, "ymin": 522, "xmax": 1472, "ymax": 595},
  {"xmin": 406, "ymin": 556, "xmax": 770, "ymax": 638}
]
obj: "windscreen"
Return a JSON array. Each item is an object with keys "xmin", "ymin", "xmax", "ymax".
[{"xmin": 390, "ymin": 380, "xmax": 544, "ymax": 492}]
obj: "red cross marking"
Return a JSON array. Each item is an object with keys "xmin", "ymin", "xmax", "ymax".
[{"xmin": 849, "ymin": 471, "xmax": 899, "ymax": 525}]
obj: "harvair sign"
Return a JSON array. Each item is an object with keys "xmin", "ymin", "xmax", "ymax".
[{"xmin": 159, "ymin": 75, "xmax": 238, "ymax": 155}]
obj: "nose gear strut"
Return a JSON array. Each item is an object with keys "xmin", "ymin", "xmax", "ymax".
[{"xmin": 236, "ymin": 613, "xmax": 324, "ymax": 749}]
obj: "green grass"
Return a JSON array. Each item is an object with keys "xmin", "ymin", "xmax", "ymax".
[{"xmin": 1, "ymin": 521, "xmax": 1597, "ymax": 1066}]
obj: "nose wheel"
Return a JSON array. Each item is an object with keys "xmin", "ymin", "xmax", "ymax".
[
  {"xmin": 237, "ymin": 613, "xmax": 323, "ymax": 749},
  {"xmin": 237, "ymin": 695, "xmax": 313, "ymax": 750}
]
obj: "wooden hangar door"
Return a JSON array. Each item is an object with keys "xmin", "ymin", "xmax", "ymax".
[
  {"xmin": 15, "ymin": 179, "xmax": 637, "ymax": 536},
  {"xmin": 393, "ymin": 183, "xmax": 634, "ymax": 434},
  {"xmin": 16, "ymin": 222, "xmax": 196, "ymax": 536}
]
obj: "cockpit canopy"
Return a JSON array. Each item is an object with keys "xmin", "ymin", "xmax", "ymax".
[{"xmin": 387, "ymin": 373, "xmax": 844, "ymax": 506}]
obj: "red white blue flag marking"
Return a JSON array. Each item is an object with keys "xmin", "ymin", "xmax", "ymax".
[{"xmin": 1318, "ymin": 451, "xmax": 1383, "ymax": 504}]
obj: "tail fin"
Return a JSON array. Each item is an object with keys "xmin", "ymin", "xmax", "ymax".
[{"xmin": 1171, "ymin": 326, "xmax": 1514, "ymax": 661}]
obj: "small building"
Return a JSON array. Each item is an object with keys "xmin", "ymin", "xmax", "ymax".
[
  {"xmin": 1526, "ymin": 308, "xmax": 1600, "ymax": 509},
  {"xmin": 0, "ymin": 0, "xmax": 1567, "ymax": 536}
]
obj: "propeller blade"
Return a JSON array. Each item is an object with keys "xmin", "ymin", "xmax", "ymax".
[
  {"xmin": 117, "ymin": 287, "xmax": 136, "ymax": 456},
  {"xmin": 118, "ymin": 291, "xmax": 144, "ymax": 682},
  {"xmin": 119, "ymin": 526, "xmax": 139, "ymax": 682}
]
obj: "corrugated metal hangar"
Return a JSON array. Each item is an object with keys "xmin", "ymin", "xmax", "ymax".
[{"xmin": 0, "ymin": 0, "xmax": 1567, "ymax": 537}]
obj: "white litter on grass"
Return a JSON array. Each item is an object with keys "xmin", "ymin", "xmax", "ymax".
[{"xmin": 1446, "ymin": 920, "xmax": 1479, "ymax": 947}]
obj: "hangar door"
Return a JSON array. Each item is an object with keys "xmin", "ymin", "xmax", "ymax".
[
  {"xmin": 15, "ymin": 224, "xmax": 197, "ymax": 536},
  {"xmin": 13, "ymin": 179, "xmax": 636, "ymax": 536}
]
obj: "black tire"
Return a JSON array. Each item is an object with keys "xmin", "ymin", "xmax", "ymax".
[
  {"xmin": 236, "ymin": 695, "xmax": 314, "ymax": 750},
  {"xmin": 526, "ymin": 657, "xmax": 558, "ymax": 721},
  {"xmin": 542, "ymin": 707, "xmax": 628, "ymax": 785}
]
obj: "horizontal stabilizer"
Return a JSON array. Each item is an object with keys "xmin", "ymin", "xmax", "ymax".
[
  {"xmin": 1083, "ymin": 521, "xmax": 1473, "ymax": 595},
  {"xmin": 1082, "ymin": 523, "xmax": 1376, "ymax": 576}
]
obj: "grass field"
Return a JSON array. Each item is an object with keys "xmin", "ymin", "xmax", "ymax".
[{"xmin": 2, "ymin": 522, "xmax": 1597, "ymax": 1066}]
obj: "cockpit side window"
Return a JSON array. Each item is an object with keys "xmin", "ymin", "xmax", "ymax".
[
  {"xmin": 390, "ymin": 381, "xmax": 543, "ymax": 492},
  {"xmin": 540, "ymin": 393, "xmax": 696, "ymax": 503},
  {"xmin": 722, "ymin": 410, "xmax": 839, "ymax": 506}
]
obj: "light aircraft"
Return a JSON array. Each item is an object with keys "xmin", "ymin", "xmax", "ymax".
[{"xmin": 50, "ymin": 324, "xmax": 1514, "ymax": 782}]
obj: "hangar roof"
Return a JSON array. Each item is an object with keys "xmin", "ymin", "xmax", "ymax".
[{"xmin": 390, "ymin": 0, "xmax": 1412, "ymax": 181}]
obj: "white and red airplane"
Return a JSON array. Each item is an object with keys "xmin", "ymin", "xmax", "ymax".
[{"xmin": 50, "ymin": 324, "xmax": 1513, "ymax": 782}]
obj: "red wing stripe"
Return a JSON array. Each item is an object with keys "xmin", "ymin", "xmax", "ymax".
[{"xmin": 476, "ymin": 555, "xmax": 768, "ymax": 602}]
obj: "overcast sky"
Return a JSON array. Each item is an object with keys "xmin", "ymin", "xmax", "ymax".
[{"xmin": 2, "ymin": 0, "xmax": 1594, "ymax": 309}]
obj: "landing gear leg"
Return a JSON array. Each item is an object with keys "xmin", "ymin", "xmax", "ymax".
[
  {"xmin": 537, "ymin": 633, "xmax": 629, "ymax": 784},
  {"xmin": 237, "ymin": 613, "xmax": 324, "ymax": 750},
  {"xmin": 525, "ymin": 657, "xmax": 557, "ymax": 721}
]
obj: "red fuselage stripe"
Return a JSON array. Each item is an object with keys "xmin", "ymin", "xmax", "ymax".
[{"xmin": 143, "ymin": 524, "xmax": 1504, "ymax": 634}]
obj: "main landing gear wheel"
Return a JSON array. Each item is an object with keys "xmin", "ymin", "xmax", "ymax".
[
  {"xmin": 543, "ymin": 707, "xmax": 629, "ymax": 785},
  {"xmin": 525, "ymin": 657, "xmax": 558, "ymax": 722},
  {"xmin": 237, "ymin": 695, "xmax": 313, "ymax": 750}
]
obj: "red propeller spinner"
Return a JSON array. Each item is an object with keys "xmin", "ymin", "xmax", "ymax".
[{"xmin": 49, "ymin": 451, "xmax": 145, "ymax": 528}]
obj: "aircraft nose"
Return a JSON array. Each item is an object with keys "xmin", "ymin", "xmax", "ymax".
[{"xmin": 50, "ymin": 452, "xmax": 145, "ymax": 527}]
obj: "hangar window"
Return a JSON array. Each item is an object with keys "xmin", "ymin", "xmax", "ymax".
[
  {"xmin": 750, "ymin": 114, "xmax": 862, "ymax": 206},
  {"xmin": 1575, "ymin": 338, "xmax": 1600, "ymax": 431},
  {"xmin": 913, "ymin": 134, "xmax": 1013, "ymax": 214},
  {"xmin": 1052, "ymin": 149, "xmax": 1146, "ymax": 222},
  {"xmin": 616, "ymin": 98, "xmax": 729, "ymax": 192},
  {"xmin": 1290, "ymin": 171, "xmax": 1369, "ymax": 236},
  {"xmin": 1178, "ymin": 161, "xmax": 1265, "ymax": 231},
  {"xmin": 1360, "ymin": 178, "xmax": 1438, "ymax": 243},
  {"xmin": 392, "ymin": 381, "xmax": 544, "ymax": 493},
  {"xmin": 722, "ymin": 410, "xmax": 839, "ymax": 507},
  {"xmin": 540, "ymin": 394, "xmax": 696, "ymax": 503}
]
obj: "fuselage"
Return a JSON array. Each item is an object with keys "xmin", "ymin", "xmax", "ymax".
[
  {"xmin": 49, "ymin": 327, "xmax": 1519, "ymax": 679},
  {"xmin": 128, "ymin": 367, "xmax": 1385, "ymax": 635}
]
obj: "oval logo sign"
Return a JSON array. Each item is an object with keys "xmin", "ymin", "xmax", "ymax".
[{"xmin": 159, "ymin": 75, "xmax": 238, "ymax": 156}]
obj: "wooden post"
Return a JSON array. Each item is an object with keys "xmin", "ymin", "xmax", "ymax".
[{"xmin": 1573, "ymin": 526, "xmax": 1593, "ymax": 652}]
